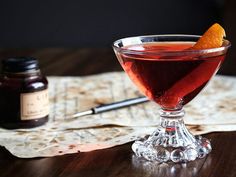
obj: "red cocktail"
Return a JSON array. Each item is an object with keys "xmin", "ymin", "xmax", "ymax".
[
  {"xmin": 119, "ymin": 42, "xmax": 225, "ymax": 109},
  {"xmin": 113, "ymin": 35, "xmax": 230, "ymax": 163}
]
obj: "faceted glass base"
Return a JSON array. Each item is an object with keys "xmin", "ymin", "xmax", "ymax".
[{"xmin": 132, "ymin": 109, "xmax": 212, "ymax": 163}]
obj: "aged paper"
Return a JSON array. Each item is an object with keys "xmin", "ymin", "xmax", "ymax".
[{"xmin": 0, "ymin": 72, "xmax": 235, "ymax": 158}]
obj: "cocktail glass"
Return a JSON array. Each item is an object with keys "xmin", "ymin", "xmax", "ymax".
[{"xmin": 113, "ymin": 35, "xmax": 230, "ymax": 163}]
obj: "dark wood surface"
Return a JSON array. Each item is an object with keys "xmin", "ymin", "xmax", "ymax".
[{"xmin": 0, "ymin": 48, "xmax": 236, "ymax": 177}]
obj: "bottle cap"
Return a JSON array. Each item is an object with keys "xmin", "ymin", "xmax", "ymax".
[{"xmin": 2, "ymin": 57, "xmax": 39, "ymax": 73}]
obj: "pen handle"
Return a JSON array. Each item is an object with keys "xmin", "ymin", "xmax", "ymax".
[{"xmin": 92, "ymin": 96, "xmax": 149, "ymax": 114}]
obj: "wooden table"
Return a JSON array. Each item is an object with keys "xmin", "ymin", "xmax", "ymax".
[{"xmin": 0, "ymin": 48, "xmax": 235, "ymax": 177}]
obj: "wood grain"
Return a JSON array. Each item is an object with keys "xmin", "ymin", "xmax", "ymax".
[
  {"xmin": 0, "ymin": 48, "xmax": 235, "ymax": 177},
  {"xmin": 0, "ymin": 133, "xmax": 236, "ymax": 177},
  {"xmin": 0, "ymin": 48, "xmax": 121, "ymax": 76}
]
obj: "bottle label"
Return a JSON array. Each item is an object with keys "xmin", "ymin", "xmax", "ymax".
[{"xmin": 20, "ymin": 89, "xmax": 49, "ymax": 120}]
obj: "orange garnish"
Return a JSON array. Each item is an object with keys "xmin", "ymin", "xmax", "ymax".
[{"xmin": 192, "ymin": 23, "xmax": 225, "ymax": 49}]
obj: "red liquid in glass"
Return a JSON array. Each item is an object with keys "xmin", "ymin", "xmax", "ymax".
[{"xmin": 118, "ymin": 42, "xmax": 225, "ymax": 109}]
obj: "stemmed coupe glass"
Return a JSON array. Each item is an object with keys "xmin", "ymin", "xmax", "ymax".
[{"xmin": 113, "ymin": 35, "xmax": 230, "ymax": 163}]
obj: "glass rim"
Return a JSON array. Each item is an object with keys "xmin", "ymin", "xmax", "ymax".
[{"xmin": 112, "ymin": 34, "xmax": 231, "ymax": 57}]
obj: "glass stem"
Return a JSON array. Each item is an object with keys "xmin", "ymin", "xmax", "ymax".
[
  {"xmin": 159, "ymin": 108, "xmax": 195, "ymax": 146},
  {"xmin": 160, "ymin": 108, "xmax": 185, "ymax": 119}
]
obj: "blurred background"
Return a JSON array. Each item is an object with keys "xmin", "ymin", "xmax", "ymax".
[{"xmin": 0, "ymin": 0, "xmax": 235, "ymax": 75}]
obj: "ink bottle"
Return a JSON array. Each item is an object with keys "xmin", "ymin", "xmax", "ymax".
[{"xmin": 0, "ymin": 57, "xmax": 49, "ymax": 129}]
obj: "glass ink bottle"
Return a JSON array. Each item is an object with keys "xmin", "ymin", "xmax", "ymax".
[{"xmin": 0, "ymin": 57, "xmax": 49, "ymax": 129}]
